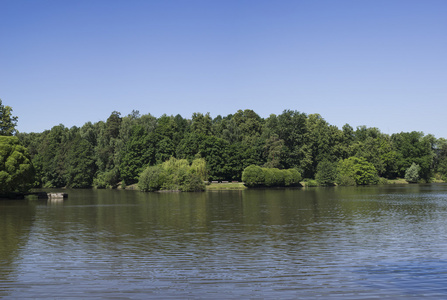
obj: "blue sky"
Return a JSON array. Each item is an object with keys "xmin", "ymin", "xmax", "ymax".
[{"xmin": 1, "ymin": 0, "xmax": 446, "ymax": 137}]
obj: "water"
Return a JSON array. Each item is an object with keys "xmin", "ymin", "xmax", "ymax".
[{"xmin": 2, "ymin": 184, "xmax": 447, "ymax": 299}]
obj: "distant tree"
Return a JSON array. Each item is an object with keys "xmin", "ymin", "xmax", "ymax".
[
  {"xmin": 138, "ymin": 165, "xmax": 165, "ymax": 192},
  {"xmin": 120, "ymin": 125, "xmax": 154, "ymax": 184},
  {"xmin": 105, "ymin": 111, "xmax": 122, "ymax": 139},
  {"xmin": 65, "ymin": 135, "xmax": 96, "ymax": 188},
  {"xmin": 0, "ymin": 99, "xmax": 18, "ymax": 136},
  {"xmin": 242, "ymin": 165, "xmax": 301, "ymax": 188},
  {"xmin": 436, "ymin": 138, "xmax": 447, "ymax": 180},
  {"xmin": 405, "ymin": 163, "xmax": 420, "ymax": 183},
  {"xmin": 232, "ymin": 109, "xmax": 264, "ymax": 143},
  {"xmin": 191, "ymin": 112, "xmax": 212, "ymax": 135},
  {"xmin": 36, "ymin": 125, "xmax": 70, "ymax": 188},
  {"xmin": 392, "ymin": 131, "xmax": 434, "ymax": 180},
  {"xmin": 336, "ymin": 156, "xmax": 379, "ymax": 186},
  {"xmin": 0, "ymin": 136, "xmax": 34, "ymax": 194},
  {"xmin": 138, "ymin": 157, "xmax": 205, "ymax": 192},
  {"xmin": 315, "ymin": 159, "xmax": 337, "ymax": 186},
  {"xmin": 190, "ymin": 157, "xmax": 208, "ymax": 181}
]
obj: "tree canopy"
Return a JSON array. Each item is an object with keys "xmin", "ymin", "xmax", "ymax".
[
  {"xmin": 0, "ymin": 99, "xmax": 18, "ymax": 136},
  {"xmin": 0, "ymin": 136, "xmax": 34, "ymax": 194},
  {"xmin": 11, "ymin": 107, "xmax": 447, "ymax": 189}
]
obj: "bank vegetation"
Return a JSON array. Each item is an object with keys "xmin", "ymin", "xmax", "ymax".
[{"xmin": 2, "ymin": 98, "xmax": 447, "ymax": 193}]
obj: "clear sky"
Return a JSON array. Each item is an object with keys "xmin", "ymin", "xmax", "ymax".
[{"xmin": 1, "ymin": 0, "xmax": 446, "ymax": 137}]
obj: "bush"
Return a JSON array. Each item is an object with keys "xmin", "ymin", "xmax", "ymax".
[
  {"xmin": 337, "ymin": 175, "xmax": 357, "ymax": 186},
  {"xmin": 180, "ymin": 172, "xmax": 206, "ymax": 192},
  {"xmin": 138, "ymin": 157, "xmax": 207, "ymax": 192},
  {"xmin": 263, "ymin": 168, "xmax": 276, "ymax": 186},
  {"xmin": 336, "ymin": 157, "xmax": 379, "ymax": 186},
  {"xmin": 378, "ymin": 177, "xmax": 389, "ymax": 185},
  {"xmin": 405, "ymin": 163, "xmax": 420, "ymax": 183},
  {"xmin": 241, "ymin": 165, "xmax": 264, "ymax": 187},
  {"xmin": 0, "ymin": 136, "xmax": 34, "ymax": 193},
  {"xmin": 94, "ymin": 168, "xmax": 119, "ymax": 189},
  {"xmin": 288, "ymin": 168, "xmax": 302, "ymax": 186},
  {"xmin": 242, "ymin": 165, "xmax": 301, "ymax": 188},
  {"xmin": 304, "ymin": 179, "xmax": 319, "ymax": 187},
  {"xmin": 139, "ymin": 165, "xmax": 165, "ymax": 192}
]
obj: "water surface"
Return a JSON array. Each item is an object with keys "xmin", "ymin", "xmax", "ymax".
[{"xmin": 2, "ymin": 184, "xmax": 447, "ymax": 299}]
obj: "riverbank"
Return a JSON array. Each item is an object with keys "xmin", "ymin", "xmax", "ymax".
[
  {"xmin": 111, "ymin": 177, "xmax": 446, "ymax": 192},
  {"xmin": 206, "ymin": 182, "xmax": 247, "ymax": 190}
]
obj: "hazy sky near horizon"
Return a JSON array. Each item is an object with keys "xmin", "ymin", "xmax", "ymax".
[{"xmin": 1, "ymin": 0, "xmax": 446, "ymax": 137}]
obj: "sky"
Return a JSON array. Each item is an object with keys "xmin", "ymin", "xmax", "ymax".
[{"xmin": 1, "ymin": 0, "xmax": 446, "ymax": 137}]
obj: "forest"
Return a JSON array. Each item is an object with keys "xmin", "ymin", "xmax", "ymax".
[{"xmin": 2, "ymin": 98, "xmax": 447, "ymax": 191}]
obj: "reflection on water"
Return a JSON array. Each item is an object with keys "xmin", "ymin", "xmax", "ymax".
[{"xmin": 2, "ymin": 185, "xmax": 447, "ymax": 298}]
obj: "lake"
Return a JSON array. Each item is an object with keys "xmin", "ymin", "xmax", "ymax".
[{"xmin": 2, "ymin": 184, "xmax": 447, "ymax": 299}]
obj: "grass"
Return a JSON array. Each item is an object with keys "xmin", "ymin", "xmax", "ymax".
[{"xmin": 206, "ymin": 182, "xmax": 247, "ymax": 190}]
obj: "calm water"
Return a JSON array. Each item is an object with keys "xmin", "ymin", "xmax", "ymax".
[{"xmin": 2, "ymin": 184, "xmax": 447, "ymax": 299}]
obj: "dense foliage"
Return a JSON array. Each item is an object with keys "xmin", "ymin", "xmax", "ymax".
[
  {"xmin": 336, "ymin": 157, "xmax": 379, "ymax": 186},
  {"xmin": 139, "ymin": 157, "xmax": 206, "ymax": 192},
  {"xmin": 0, "ymin": 136, "xmax": 34, "ymax": 194},
  {"xmin": 11, "ymin": 108, "xmax": 447, "ymax": 189},
  {"xmin": 0, "ymin": 99, "xmax": 18, "ymax": 136},
  {"xmin": 405, "ymin": 163, "xmax": 421, "ymax": 183},
  {"xmin": 242, "ymin": 165, "xmax": 301, "ymax": 187}
]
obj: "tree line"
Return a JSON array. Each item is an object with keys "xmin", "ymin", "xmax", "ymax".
[{"xmin": 2, "ymin": 99, "xmax": 447, "ymax": 191}]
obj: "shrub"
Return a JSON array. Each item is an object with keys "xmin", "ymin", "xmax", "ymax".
[
  {"xmin": 305, "ymin": 179, "xmax": 319, "ymax": 187},
  {"xmin": 180, "ymin": 172, "xmax": 206, "ymax": 192},
  {"xmin": 242, "ymin": 165, "xmax": 265, "ymax": 187},
  {"xmin": 138, "ymin": 157, "xmax": 208, "ymax": 192},
  {"xmin": 263, "ymin": 168, "xmax": 276, "ymax": 186},
  {"xmin": 337, "ymin": 175, "xmax": 357, "ymax": 186},
  {"xmin": 0, "ymin": 136, "xmax": 34, "ymax": 193},
  {"xmin": 405, "ymin": 163, "xmax": 420, "ymax": 183},
  {"xmin": 378, "ymin": 177, "xmax": 389, "ymax": 185},
  {"xmin": 288, "ymin": 168, "xmax": 302, "ymax": 186},
  {"xmin": 336, "ymin": 157, "xmax": 379, "ymax": 186},
  {"xmin": 242, "ymin": 165, "xmax": 301, "ymax": 188},
  {"xmin": 139, "ymin": 165, "xmax": 165, "ymax": 192},
  {"xmin": 315, "ymin": 160, "xmax": 337, "ymax": 186},
  {"xmin": 94, "ymin": 168, "xmax": 119, "ymax": 189}
]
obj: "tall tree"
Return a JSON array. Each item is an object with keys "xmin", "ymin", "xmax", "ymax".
[
  {"xmin": 0, "ymin": 136, "xmax": 34, "ymax": 193},
  {"xmin": 66, "ymin": 135, "xmax": 96, "ymax": 188},
  {"xmin": 0, "ymin": 99, "xmax": 18, "ymax": 136},
  {"xmin": 392, "ymin": 131, "xmax": 435, "ymax": 180}
]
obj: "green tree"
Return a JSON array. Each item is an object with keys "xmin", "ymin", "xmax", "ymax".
[
  {"xmin": 241, "ymin": 165, "xmax": 264, "ymax": 187},
  {"xmin": 232, "ymin": 109, "xmax": 264, "ymax": 144},
  {"xmin": 336, "ymin": 157, "xmax": 379, "ymax": 186},
  {"xmin": 274, "ymin": 110, "xmax": 308, "ymax": 170},
  {"xmin": 35, "ymin": 125, "xmax": 70, "ymax": 188},
  {"xmin": 0, "ymin": 99, "xmax": 18, "ymax": 136},
  {"xmin": 138, "ymin": 157, "xmax": 205, "ymax": 192},
  {"xmin": 436, "ymin": 138, "xmax": 447, "ymax": 180},
  {"xmin": 138, "ymin": 165, "xmax": 165, "ymax": 192},
  {"xmin": 190, "ymin": 157, "xmax": 208, "ymax": 181},
  {"xmin": 405, "ymin": 163, "xmax": 420, "ymax": 183},
  {"xmin": 315, "ymin": 159, "xmax": 337, "ymax": 186},
  {"xmin": 120, "ymin": 125, "xmax": 155, "ymax": 184},
  {"xmin": 65, "ymin": 135, "xmax": 96, "ymax": 188},
  {"xmin": 242, "ymin": 165, "xmax": 301, "ymax": 188},
  {"xmin": 392, "ymin": 131, "xmax": 434, "ymax": 180},
  {"xmin": 0, "ymin": 136, "xmax": 34, "ymax": 194},
  {"xmin": 191, "ymin": 112, "xmax": 212, "ymax": 135},
  {"xmin": 155, "ymin": 115, "xmax": 178, "ymax": 163},
  {"xmin": 303, "ymin": 114, "xmax": 341, "ymax": 178}
]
